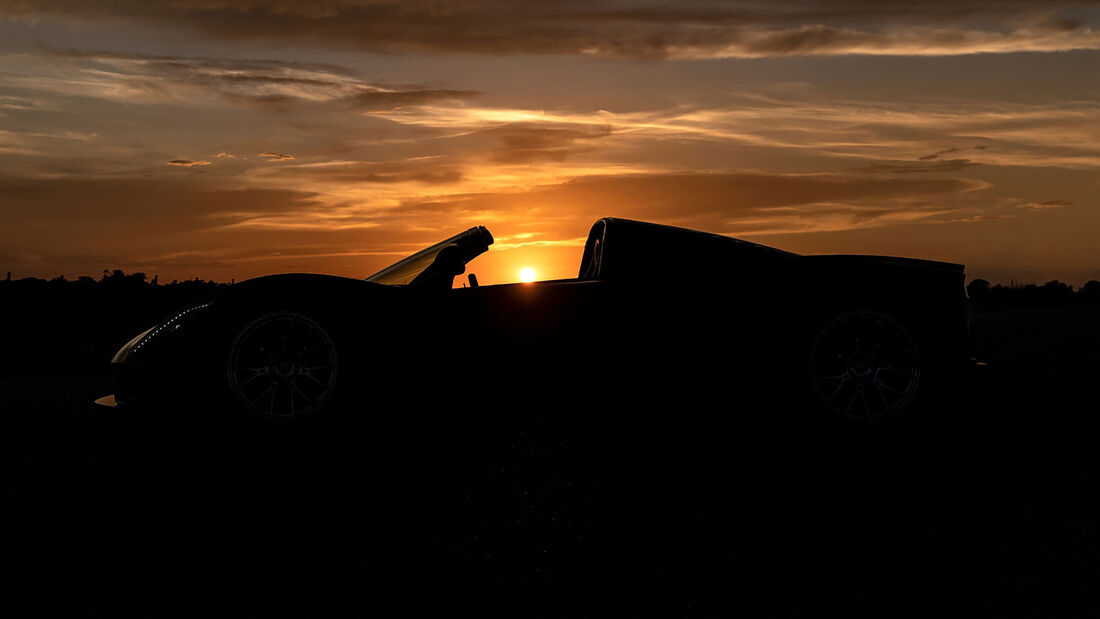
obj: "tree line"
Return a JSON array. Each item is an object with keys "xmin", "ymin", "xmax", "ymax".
[
  {"xmin": 4, "ymin": 269, "xmax": 226, "ymax": 291},
  {"xmin": 966, "ymin": 278, "xmax": 1100, "ymax": 310},
  {"xmin": 3, "ymin": 269, "xmax": 1100, "ymax": 311},
  {"xmin": 1, "ymin": 269, "xmax": 226, "ymax": 304}
]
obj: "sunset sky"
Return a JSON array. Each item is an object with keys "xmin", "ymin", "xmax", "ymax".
[{"xmin": 1, "ymin": 1, "xmax": 1098, "ymax": 286}]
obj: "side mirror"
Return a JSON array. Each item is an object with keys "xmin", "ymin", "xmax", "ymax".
[{"xmin": 468, "ymin": 273, "xmax": 479, "ymax": 288}]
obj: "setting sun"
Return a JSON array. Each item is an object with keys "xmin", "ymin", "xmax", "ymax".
[{"xmin": 519, "ymin": 267, "xmax": 536, "ymax": 283}]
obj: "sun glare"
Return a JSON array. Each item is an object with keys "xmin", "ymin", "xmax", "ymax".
[{"xmin": 519, "ymin": 267, "xmax": 536, "ymax": 283}]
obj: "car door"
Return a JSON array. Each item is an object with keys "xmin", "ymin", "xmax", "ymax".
[{"xmin": 440, "ymin": 279, "xmax": 610, "ymax": 403}]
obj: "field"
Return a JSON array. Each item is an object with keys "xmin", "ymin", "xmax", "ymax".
[{"xmin": 2, "ymin": 302, "xmax": 1098, "ymax": 616}]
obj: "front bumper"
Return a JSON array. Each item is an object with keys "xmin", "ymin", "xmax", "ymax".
[
  {"xmin": 94, "ymin": 357, "xmax": 216, "ymax": 410},
  {"xmin": 93, "ymin": 361, "xmax": 163, "ymax": 408}
]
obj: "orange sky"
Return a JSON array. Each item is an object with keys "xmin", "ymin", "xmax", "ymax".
[{"xmin": 1, "ymin": 1, "xmax": 1098, "ymax": 286}]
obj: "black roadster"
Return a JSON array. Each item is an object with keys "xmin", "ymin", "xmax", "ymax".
[{"xmin": 97, "ymin": 218, "xmax": 976, "ymax": 423}]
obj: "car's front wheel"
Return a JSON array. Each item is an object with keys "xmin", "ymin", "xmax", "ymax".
[
  {"xmin": 808, "ymin": 309, "xmax": 922, "ymax": 422},
  {"xmin": 226, "ymin": 311, "xmax": 338, "ymax": 421}
]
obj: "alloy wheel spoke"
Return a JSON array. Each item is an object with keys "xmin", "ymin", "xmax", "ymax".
[
  {"xmin": 247, "ymin": 383, "xmax": 275, "ymax": 406},
  {"xmin": 877, "ymin": 381, "xmax": 904, "ymax": 396},
  {"xmin": 301, "ymin": 372, "xmax": 330, "ymax": 389},
  {"xmin": 267, "ymin": 384, "xmax": 278, "ymax": 417},
  {"xmin": 301, "ymin": 364, "xmax": 334, "ymax": 372},
  {"xmin": 827, "ymin": 376, "xmax": 850, "ymax": 403},
  {"xmin": 236, "ymin": 372, "xmax": 266, "ymax": 388},
  {"xmin": 874, "ymin": 381, "xmax": 893, "ymax": 413},
  {"xmin": 843, "ymin": 388, "xmax": 860, "ymax": 416},
  {"xmin": 291, "ymin": 383, "xmax": 316, "ymax": 409}
]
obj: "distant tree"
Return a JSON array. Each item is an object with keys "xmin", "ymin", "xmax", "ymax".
[
  {"xmin": 1042, "ymin": 279, "xmax": 1072, "ymax": 291},
  {"xmin": 1079, "ymin": 280, "xmax": 1100, "ymax": 303},
  {"xmin": 1040, "ymin": 280, "xmax": 1074, "ymax": 305},
  {"xmin": 966, "ymin": 278, "xmax": 990, "ymax": 301}
]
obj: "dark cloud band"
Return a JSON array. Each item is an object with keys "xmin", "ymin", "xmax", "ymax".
[{"xmin": 5, "ymin": 1, "xmax": 1099, "ymax": 58}]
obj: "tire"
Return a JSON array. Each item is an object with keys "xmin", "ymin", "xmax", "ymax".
[
  {"xmin": 225, "ymin": 311, "xmax": 339, "ymax": 422},
  {"xmin": 808, "ymin": 309, "xmax": 922, "ymax": 422}
]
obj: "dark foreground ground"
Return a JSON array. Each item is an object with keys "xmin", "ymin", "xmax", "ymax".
[{"xmin": 2, "ymin": 304, "xmax": 1099, "ymax": 617}]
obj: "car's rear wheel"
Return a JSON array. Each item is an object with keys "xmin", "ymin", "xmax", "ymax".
[
  {"xmin": 809, "ymin": 309, "xmax": 921, "ymax": 422},
  {"xmin": 226, "ymin": 311, "xmax": 338, "ymax": 421}
]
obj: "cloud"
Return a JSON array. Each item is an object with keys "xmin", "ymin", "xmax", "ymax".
[
  {"xmin": 0, "ymin": 175, "xmax": 318, "ymax": 228},
  {"xmin": 50, "ymin": 48, "xmax": 359, "ymax": 76},
  {"xmin": 473, "ymin": 123, "xmax": 614, "ymax": 164},
  {"xmin": 267, "ymin": 159, "xmax": 463, "ymax": 184},
  {"xmin": 850, "ymin": 159, "xmax": 979, "ymax": 175},
  {"xmin": 663, "ymin": 23, "xmax": 1100, "ymax": 59},
  {"xmin": 4, "ymin": 1, "xmax": 1100, "ymax": 58},
  {"xmin": 0, "ymin": 170, "xmax": 491, "ymax": 279},
  {"xmin": 8, "ymin": 50, "xmax": 478, "ymax": 112},
  {"xmin": 166, "ymin": 159, "xmax": 212, "ymax": 167},
  {"xmin": 390, "ymin": 170, "xmax": 987, "ymax": 235},
  {"xmin": 1023, "ymin": 199, "xmax": 1073, "ymax": 209},
  {"xmin": 0, "ymin": 95, "xmax": 48, "ymax": 112},
  {"xmin": 374, "ymin": 95, "xmax": 1100, "ymax": 171},
  {"xmin": 919, "ymin": 147, "xmax": 961, "ymax": 161},
  {"xmin": 0, "ymin": 173, "xmax": 330, "ymax": 276},
  {"xmin": 943, "ymin": 213, "xmax": 1015, "ymax": 223},
  {"xmin": 341, "ymin": 88, "xmax": 480, "ymax": 111},
  {"xmin": 259, "ymin": 152, "xmax": 295, "ymax": 161},
  {"xmin": 0, "ymin": 129, "xmax": 98, "ymax": 157}
]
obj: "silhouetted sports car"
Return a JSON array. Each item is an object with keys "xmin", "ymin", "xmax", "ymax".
[{"xmin": 97, "ymin": 218, "xmax": 977, "ymax": 423}]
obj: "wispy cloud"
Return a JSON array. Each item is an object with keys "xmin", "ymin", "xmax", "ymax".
[
  {"xmin": 919, "ymin": 147, "xmax": 962, "ymax": 161},
  {"xmin": 365, "ymin": 170, "xmax": 990, "ymax": 237},
  {"xmin": 380, "ymin": 97, "xmax": 1100, "ymax": 171},
  {"xmin": 0, "ymin": 50, "xmax": 478, "ymax": 112},
  {"xmin": 1023, "ymin": 199, "xmax": 1073, "ymax": 209},
  {"xmin": 262, "ymin": 158, "xmax": 463, "ymax": 184},
  {"xmin": 0, "ymin": 94, "xmax": 49, "ymax": 112},
  {"xmin": 340, "ymin": 88, "xmax": 479, "ymax": 112},
  {"xmin": 486, "ymin": 123, "xmax": 612, "ymax": 164},
  {"xmin": 0, "ymin": 128, "xmax": 96, "ymax": 155},
  {"xmin": 166, "ymin": 159, "xmax": 212, "ymax": 167},
  {"xmin": 655, "ymin": 24, "xmax": 1100, "ymax": 59}
]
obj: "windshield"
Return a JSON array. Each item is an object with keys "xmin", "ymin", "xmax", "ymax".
[{"xmin": 365, "ymin": 226, "xmax": 493, "ymax": 286}]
